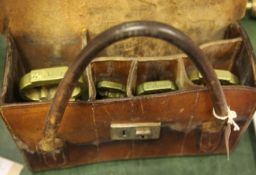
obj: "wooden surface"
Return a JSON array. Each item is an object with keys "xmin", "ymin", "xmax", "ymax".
[{"xmin": 0, "ymin": 15, "xmax": 255, "ymax": 175}]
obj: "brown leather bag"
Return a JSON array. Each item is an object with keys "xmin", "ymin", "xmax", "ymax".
[
  {"xmin": 1, "ymin": 21, "xmax": 256, "ymax": 171},
  {"xmin": 0, "ymin": 1, "xmax": 256, "ymax": 172}
]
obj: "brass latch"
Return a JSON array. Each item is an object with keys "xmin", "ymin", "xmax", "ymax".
[{"xmin": 111, "ymin": 122, "xmax": 161, "ymax": 140}]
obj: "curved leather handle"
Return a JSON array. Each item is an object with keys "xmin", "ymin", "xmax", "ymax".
[{"xmin": 39, "ymin": 21, "xmax": 228, "ymax": 152}]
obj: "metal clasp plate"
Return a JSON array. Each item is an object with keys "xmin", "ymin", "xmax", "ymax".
[{"xmin": 110, "ymin": 122, "xmax": 161, "ymax": 140}]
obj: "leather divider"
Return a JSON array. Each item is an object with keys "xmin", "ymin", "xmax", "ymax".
[
  {"xmin": 183, "ymin": 38, "xmax": 243, "ymax": 83},
  {"xmin": 86, "ymin": 37, "xmax": 243, "ymax": 101}
]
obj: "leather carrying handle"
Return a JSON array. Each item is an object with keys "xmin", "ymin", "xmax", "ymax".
[{"xmin": 39, "ymin": 21, "xmax": 229, "ymax": 153}]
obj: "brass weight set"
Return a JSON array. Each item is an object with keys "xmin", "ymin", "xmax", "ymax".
[{"xmin": 19, "ymin": 67, "xmax": 240, "ymax": 101}]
